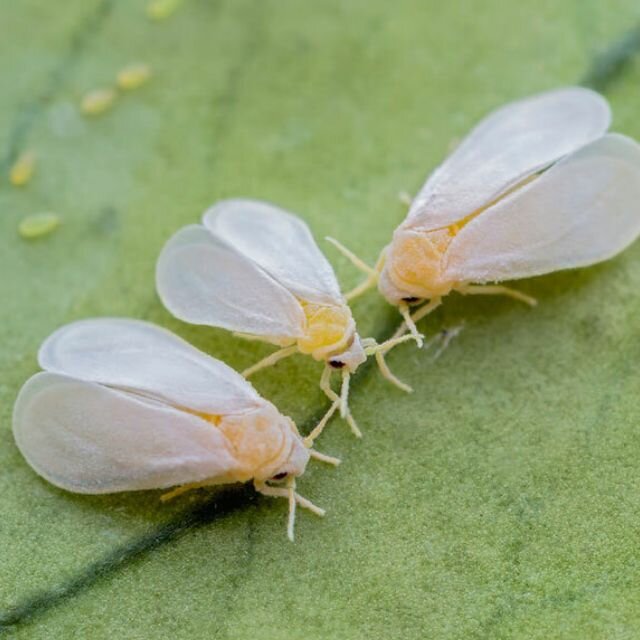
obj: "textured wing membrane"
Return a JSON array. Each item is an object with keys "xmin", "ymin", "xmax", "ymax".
[
  {"xmin": 156, "ymin": 225, "xmax": 305, "ymax": 341},
  {"xmin": 39, "ymin": 318, "xmax": 262, "ymax": 415},
  {"xmin": 444, "ymin": 134, "xmax": 640, "ymax": 283},
  {"xmin": 407, "ymin": 87, "xmax": 611, "ymax": 231},
  {"xmin": 203, "ymin": 199, "xmax": 343, "ymax": 305},
  {"xmin": 13, "ymin": 373, "xmax": 239, "ymax": 494}
]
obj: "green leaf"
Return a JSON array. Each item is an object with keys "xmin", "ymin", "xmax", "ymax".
[{"xmin": 2, "ymin": 1, "xmax": 640, "ymax": 637}]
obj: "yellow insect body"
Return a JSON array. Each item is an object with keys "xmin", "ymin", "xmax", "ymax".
[
  {"xmin": 214, "ymin": 407, "xmax": 301, "ymax": 484},
  {"xmin": 381, "ymin": 227, "xmax": 459, "ymax": 301},
  {"xmin": 297, "ymin": 302, "xmax": 355, "ymax": 360}
]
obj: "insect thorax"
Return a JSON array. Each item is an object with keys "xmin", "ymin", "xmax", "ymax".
[
  {"xmin": 296, "ymin": 301, "xmax": 355, "ymax": 361},
  {"xmin": 216, "ymin": 407, "xmax": 306, "ymax": 482},
  {"xmin": 381, "ymin": 227, "xmax": 458, "ymax": 302}
]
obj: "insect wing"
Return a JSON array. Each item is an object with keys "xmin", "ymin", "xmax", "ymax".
[
  {"xmin": 156, "ymin": 225, "xmax": 305, "ymax": 340},
  {"xmin": 39, "ymin": 318, "xmax": 262, "ymax": 415},
  {"xmin": 407, "ymin": 87, "xmax": 611, "ymax": 231},
  {"xmin": 444, "ymin": 134, "xmax": 640, "ymax": 283},
  {"xmin": 203, "ymin": 199, "xmax": 343, "ymax": 305},
  {"xmin": 13, "ymin": 372, "xmax": 239, "ymax": 494}
]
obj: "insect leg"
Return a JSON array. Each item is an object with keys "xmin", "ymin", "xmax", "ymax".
[
  {"xmin": 254, "ymin": 480, "xmax": 325, "ymax": 540},
  {"xmin": 398, "ymin": 303, "xmax": 424, "ymax": 347},
  {"xmin": 304, "ymin": 399, "xmax": 340, "ymax": 446},
  {"xmin": 365, "ymin": 332, "xmax": 417, "ymax": 356},
  {"xmin": 325, "ymin": 237, "xmax": 383, "ymax": 301},
  {"xmin": 344, "ymin": 274, "xmax": 379, "ymax": 301},
  {"xmin": 287, "ymin": 478, "xmax": 297, "ymax": 541},
  {"xmin": 242, "ymin": 345, "xmax": 299, "ymax": 378},
  {"xmin": 326, "ymin": 237, "xmax": 377, "ymax": 275},
  {"xmin": 374, "ymin": 350, "xmax": 413, "ymax": 393},
  {"xmin": 368, "ymin": 297, "xmax": 443, "ymax": 392},
  {"xmin": 363, "ymin": 334, "xmax": 415, "ymax": 393},
  {"xmin": 160, "ymin": 481, "xmax": 210, "ymax": 502},
  {"xmin": 256, "ymin": 483, "xmax": 325, "ymax": 517},
  {"xmin": 458, "ymin": 284, "xmax": 537, "ymax": 307},
  {"xmin": 339, "ymin": 371, "xmax": 350, "ymax": 418},
  {"xmin": 316, "ymin": 366, "xmax": 361, "ymax": 439},
  {"xmin": 308, "ymin": 448, "xmax": 341, "ymax": 466}
]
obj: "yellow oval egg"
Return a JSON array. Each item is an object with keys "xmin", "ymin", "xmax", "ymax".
[
  {"xmin": 9, "ymin": 151, "xmax": 36, "ymax": 187},
  {"xmin": 19, "ymin": 213, "xmax": 61, "ymax": 240},
  {"xmin": 116, "ymin": 63, "xmax": 152, "ymax": 91},
  {"xmin": 80, "ymin": 88, "xmax": 116, "ymax": 116},
  {"xmin": 146, "ymin": 0, "xmax": 183, "ymax": 21}
]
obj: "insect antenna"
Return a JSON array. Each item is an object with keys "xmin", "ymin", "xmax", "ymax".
[
  {"xmin": 339, "ymin": 371, "xmax": 350, "ymax": 418},
  {"xmin": 308, "ymin": 448, "xmax": 341, "ymax": 466},
  {"xmin": 398, "ymin": 302, "xmax": 424, "ymax": 347},
  {"xmin": 287, "ymin": 477, "xmax": 297, "ymax": 542},
  {"xmin": 312, "ymin": 366, "xmax": 362, "ymax": 442}
]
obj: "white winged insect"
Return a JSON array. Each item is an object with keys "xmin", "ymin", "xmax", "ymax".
[
  {"xmin": 329, "ymin": 87, "xmax": 640, "ymax": 383},
  {"xmin": 13, "ymin": 318, "xmax": 340, "ymax": 541},
  {"xmin": 156, "ymin": 199, "xmax": 411, "ymax": 442}
]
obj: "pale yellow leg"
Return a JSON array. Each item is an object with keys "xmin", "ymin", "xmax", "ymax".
[
  {"xmin": 365, "ymin": 332, "xmax": 418, "ymax": 357},
  {"xmin": 393, "ymin": 297, "xmax": 442, "ymax": 341},
  {"xmin": 308, "ymin": 448, "xmax": 341, "ymax": 466},
  {"xmin": 233, "ymin": 332, "xmax": 276, "ymax": 343},
  {"xmin": 345, "ymin": 273, "xmax": 379, "ymax": 301},
  {"xmin": 287, "ymin": 478, "xmax": 296, "ymax": 541},
  {"xmin": 339, "ymin": 371, "xmax": 350, "ymax": 418},
  {"xmin": 318, "ymin": 366, "xmax": 362, "ymax": 439},
  {"xmin": 363, "ymin": 333, "xmax": 416, "ymax": 393},
  {"xmin": 326, "ymin": 236, "xmax": 377, "ymax": 276},
  {"xmin": 398, "ymin": 303, "xmax": 423, "ymax": 347},
  {"xmin": 325, "ymin": 236, "xmax": 383, "ymax": 301},
  {"xmin": 160, "ymin": 481, "xmax": 210, "ymax": 502},
  {"xmin": 254, "ymin": 480, "xmax": 325, "ymax": 541},
  {"xmin": 370, "ymin": 297, "xmax": 443, "ymax": 392},
  {"xmin": 457, "ymin": 284, "xmax": 537, "ymax": 307},
  {"xmin": 242, "ymin": 345, "xmax": 299, "ymax": 378},
  {"xmin": 255, "ymin": 484, "xmax": 324, "ymax": 517},
  {"xmin": 304, "ymin": 399, "xmax": 340, "ymax": 446},
  {"xmin": 375, "ymin": 351, "xmax": 413, "ymax": 393}
]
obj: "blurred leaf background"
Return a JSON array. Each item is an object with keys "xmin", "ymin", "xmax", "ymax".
[{"xmin": 2, "ymin": 1, "xmax": 640, "ymax": 638}]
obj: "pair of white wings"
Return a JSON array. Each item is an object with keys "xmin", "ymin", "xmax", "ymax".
[
  {"xmin": 156, "ymin": 200, "xmax": 344, "ymax": 340},
  {"xmin": 406, "ymin": 87, "xmax": 640, "ymax": 283},
  {"xmin": 13, "ymin": 319, "xmax": 263, "ymax": 494}
]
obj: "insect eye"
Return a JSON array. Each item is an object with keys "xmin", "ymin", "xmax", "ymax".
[
  {"xmin": 329, "ymin": 360, "xmax": 345, "ymax": 369},
  {"xmin": 271, "ymin": 472, "xmax": 288, "ymax": 481}
]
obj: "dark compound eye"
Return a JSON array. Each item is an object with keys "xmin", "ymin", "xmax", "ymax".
[
  {"xmin": 271, "ymin": 472, "xmax": 288, "ymax": 480},
  {"xmin": 329, "ymin": 360, "xmax": 345, "ymax": 369}
]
